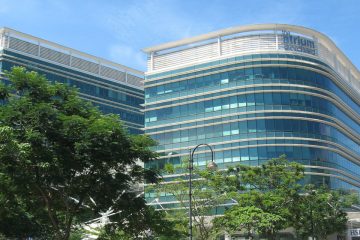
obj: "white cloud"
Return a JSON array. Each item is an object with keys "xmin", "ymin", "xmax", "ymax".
[
  {"xmin": 0, "ymin": 1, "xmax": 9, "ymax": 13},
  {"xmin": 108, "ymin": 44, "xmax": 147, "ymax": 71},
  {"xmin": 103, "ymin": 0, "xmax": 204, "ymax": 44},
  {"xmin": 0, "ymin": 0, "xmax": 41, "ymax": 14},
  {"xmin": 102, "ymin": 0, "xmax": 308, "ymax": 46},
  {"xmin": 99, "ymin": 0, "xmax": 210, "ymax": 69},
  {"xmin": 97, "ymin": 0, "xmax": 307, "ymax": 70}
]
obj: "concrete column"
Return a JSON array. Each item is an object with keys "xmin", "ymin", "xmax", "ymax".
[
  {"xmin": 150, "ymin": 52, "xmax": 154, "ymax": 71},
  {"xmin": 218, "ymin": 36, "xmax": 222, "ymax": 56}
]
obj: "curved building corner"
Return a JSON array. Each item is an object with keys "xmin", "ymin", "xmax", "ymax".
[{"xmin": 143, "ymin": 24, "xmax": 360, "ymax": 207}]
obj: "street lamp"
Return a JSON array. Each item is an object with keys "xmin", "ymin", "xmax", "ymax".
[
  {"xmin": 188, "ymin": 143, "xmax": 217, "ymax": 240},
  {"xmin": 303, "ymin": 189, "xmax": 317, "ymax": 240},
  {"xmin": 309, "ymin": 189, "xmax": 316, "ymax": 240}
]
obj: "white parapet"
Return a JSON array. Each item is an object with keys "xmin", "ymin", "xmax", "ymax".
[{"xmin": 143, "ymin": 24, "xmax": 360, "ymax": 95}]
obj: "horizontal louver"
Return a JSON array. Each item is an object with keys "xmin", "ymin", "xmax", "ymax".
[
  {"xmin": 127, "ymin": 74, "xmax": 144, "ymax": 87},
  {"xmin": 71, "ymin": 56, "xmax": 99, "ymax": 74},
  {"xmin": 9, "ymin": 37, "xmax": 38, "ymax": 56},
  {"xmin": 40, "ymin": 46, "xmax": 70, "ymax": 65},
  {"xmin": 100, "ymin": 65, "xmax": 126, "ymax": 82},
  {"xmin": 222, "ymin": 34, "xmax": 276, "ymax": 56},
  {"xmin": 153, "ymin": 42, "xmax": 218, "ymax": 70}
]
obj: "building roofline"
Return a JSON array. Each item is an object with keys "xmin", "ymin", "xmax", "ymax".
[
  {"xmin": 142, "ymin": 23, "xmax": 359, "ymax": 77},
  {"xmin": 142, "ymin": 24, "xmax": 318, "ymax": 53},
  {"xmin": 0, "ymin": 27, "xmax": 144, "ymax": 76}
]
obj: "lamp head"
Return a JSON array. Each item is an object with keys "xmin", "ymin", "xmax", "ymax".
[{"xmin": 207, "ymin": 161, "xmax": 218, "ymax": 171}]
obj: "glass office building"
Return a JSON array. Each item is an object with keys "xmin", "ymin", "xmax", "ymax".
[
  {"xmin": 143, "ymin": 24, "xmax": 360, "ymax": 208},
  {"xmin": 0, "ymin": 27, "xmax": 144, "ymax": 134}
]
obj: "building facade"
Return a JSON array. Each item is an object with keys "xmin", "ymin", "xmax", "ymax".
[
  {"xmin": 143, "ymin": 24, "xmax": 360, "ymax": 208},
  {"xmin": 0, "ymin": 27, "xmax": 144, "ymax": 134}
]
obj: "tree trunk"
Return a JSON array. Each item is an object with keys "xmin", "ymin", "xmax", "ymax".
[
  {"xmin": 247, "ymin": 230, "xmax": 253, "ymax": 240},
  {"xmin": 268, "ymin": 230, "xmax": 276, "ymax": 240}
]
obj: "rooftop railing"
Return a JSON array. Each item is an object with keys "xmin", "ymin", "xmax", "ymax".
[{"xmin": 0, "ymin": 27, "xmax": 144, "ymax": 89}]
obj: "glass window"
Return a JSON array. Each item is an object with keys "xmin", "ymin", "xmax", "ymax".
[
  {"xmin": 275, "ymin": 119, "xmax": 284, "ymax": 131},
  {"xmin": 246, "ymin": 94, "xmax": 255, "ymax": 106},
  {"xmin": 253, "ymin": 67, "xmax": 262, "ymax": 79},
  {"xmin": 230, "ymin": 96, "xmax": 237, "ymax": 108},
  {"xmin": 221, "ymin": 78, "xmax": 229, "ymax": 84},
  {"xmin": 255, "ymin": 93, "xmax": 264, "ymax": 105},
  {"xmin": 205, "ymin": 101, "xmax": 213, "ymax": 112},
  {"xmin": 273, "ymin": 93, "xmax": 282, "ymax": 105},
  {"xmin": 265, "ymin": 119, "xmax": 274, "ymax": 131},
  {"xmin": 257, "ymin": 120, "xmax": 266, "ymax": 132},
  {"xmin": 222, "ymin": 98, "xmax": 230, "ymax": 109},
  {"xmin": 238, "ymin": 95, "xmax": 247, "ymax": 107},
  {"xmin": 240, "ymin": 148, "xmax": 249, "ymax": 161},
  {"xmin": 239, "ymin": 121, "xmax": 247, "ymax": 133},
  {"xmin": 224, "ymin": 151, "xmax": 232, "ymax": 162},
  {"xmin": 213, "ymin": 99, "xmax": 222, "ymax": 111},
  {"xmin": 264, "ymin": 93, "xmax": 272, "ymax": 105},
  {"xmin": 245, "ymin": 68, "xmax": 254, "ymax": 80},
  {"xmin": 279, "ymin": 67, "xmax": 288, "ymax": 79},
  {"xmin": 249, "ymin": 148, "xmax": 258, "ymax": 161},
  {"xmin": 248, "ymin": 121, "xmax": 257, "ymax": 133},
  {"xmin": 281, "ymin": 93, "xmax": 290, "ymax": 105},
  {"xmin": 223, "ymin": 124, "xmax": 231, "ymax": 136},
  {"xmin": 284, "ymin": 120, "xmax": 292, "ymax": 132}
]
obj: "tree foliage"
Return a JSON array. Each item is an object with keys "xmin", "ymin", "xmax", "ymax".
[
  {"xmin": 213, "ymin": 206, "xmax": 285, "ymax": 240},
  {"xmin": 149, "ymin": 155, "xmax": 352, "ymax": 239},
  {"xmin": 0, "ymin": 67, "xmax": 170, "ymax": 239},
  {"xmin": 291, "ymin": 185, "xmax": 348, "ymax": 240},
  {"xmin": 148, "ymin": 160, "xmax": 227, "ymax": 240},
  {"xmin": 212, "ymin": 156, "xmax": 304, "ymax": 239},
  {"xmin": 211, "ymin": 156, "xmax": 349, "ymax": 239}
]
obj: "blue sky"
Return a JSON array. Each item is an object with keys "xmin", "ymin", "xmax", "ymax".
[{"xmin": 0, "ymin": 0, "xmax": 359, "ymax": 71}]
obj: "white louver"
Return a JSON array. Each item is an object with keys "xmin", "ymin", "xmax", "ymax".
[
  {"xmin": 100, "ymin": 65, "xmax": 126, "ymax": 82},
  {"xmin": 127, "ymin": 74, "xmax": 143, "ymax": 87},
  {"xmin": 71, "ymin": 56, "xmax": 99, "ymax": 74},
  {"xmin": 40, "ymin": 46, "xmax": 70, "ymax": 65},
  {"xmin": 150, "ymin": 34, "xmax": 281, "ymax": 72},
  {"xmin": 153, "ymin": 41, "xmax": 218, "ymax": 70},
  {"xmin": 9, "ymin": 37, "xmax": 39, "ymax": 56}
]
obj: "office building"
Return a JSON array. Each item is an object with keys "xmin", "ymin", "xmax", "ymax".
[
  {"xmin": 0, "ymin": 27, "xmax": 144, "ymax": 134},
  {"xmin": 143, "ymin": 24, "xmax": 360, "ymax": 208}
]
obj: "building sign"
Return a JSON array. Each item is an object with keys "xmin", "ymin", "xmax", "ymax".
[
  {"xmin": 350, "ymin": 229, "xmax": 360, "ymax": 236},
  {"xmin": 282, "ymin": 30, "xmax": 317, "ymax": 55},
  {"xmin": 349, "ymin": 229, "xmax": 360, "ymax": 240}
]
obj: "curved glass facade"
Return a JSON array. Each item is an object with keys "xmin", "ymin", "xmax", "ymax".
[{"xmin": 144, "ymin": 24, "xmax": 360, "ymax": 207}]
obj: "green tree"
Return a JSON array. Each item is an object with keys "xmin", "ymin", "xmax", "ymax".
[
  {"xmin": 213, "ymin": 206, "xmax": 285, "ymax": 240},
  {"xmin": 211, "ymin": 156, "xmax": 350, "ymax": 239},
  {"xmin": 99, "ymin": 202, "xmax": 179, "ymax": 239},
  {"xmin": 97, "ymin": 229, "xmax": 132, "ymax": 240},
  {"xmin": 0, "ymin": 67, "xmax": 170, "ymax": 239},
  {"xmin": 212, "ymin": 156, "xmax": 305, "ymax": 239},
  {"xmin": 338, "ymin": 190, "xmax": 360, "ymax": 208},
  {"xmin": 291, "ymin": 185, "xmax": 348, "ymax": 240},
  {"xmin": 148, "ymin": 161, "xmax": 226, "ymax": 240},
  {"xmin": 234, "ymin": 155, "xmax": 304, "ymax": 192}
]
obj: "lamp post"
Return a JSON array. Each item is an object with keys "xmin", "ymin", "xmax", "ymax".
[
  {"xmin": 310, "ymin": 189, "xmax": 316, "ymax": 240},
  {"xmin": 304, "ymin": 189, "xmax": 316, "ymax": 240},
  {"xmin": 188, "ymin": 143, "xmax": 217, "ymax": 240}
]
